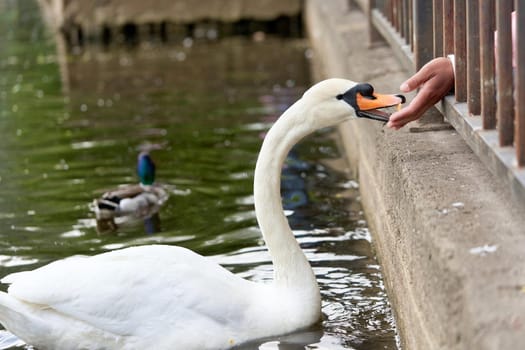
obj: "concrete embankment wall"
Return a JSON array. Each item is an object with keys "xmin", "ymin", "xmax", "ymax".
[
  {"xmin": 37, "ymin": 0, "xmax": 302, "ymax": 44},
  {"xmin": 305, "ymin": 1, "xmax": 525, "ymax": 349},
  {"xmin": 38, "ymin": 0, "xmax": 301, "ymax": 27}
]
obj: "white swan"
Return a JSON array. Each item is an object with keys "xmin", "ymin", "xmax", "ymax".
[{"xmin": 0, "ymin": 79, "xmax": 403, "ymax": 350}]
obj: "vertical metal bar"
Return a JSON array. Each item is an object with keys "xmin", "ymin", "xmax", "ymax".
[
  {"xmin": 516, "ymin": 2, "xmax": 525, "ymax": 165},
  {"xmin": 414, "ymin": 0, "xmax": 434, "ymax": 70},
  {"xmin": 480, "ymin": 0, "xmax": 496, "ymax": 130},
  {"xmin": 397, "ymin": 0, "xmax": 403, "ymax": 33},
  {"xmin": 368, "ymin": 0, "xmax": 384, "ymax": 45},
  {"xmin": 402, "ymin": 0, "xmax": 410, "ymax": 42},
  {"xmin": 409, "ymin": 0, "xmax": 414, "ymax": 51},
  {"xmin": 467, "ymin": 1, "xmax": 480, "ymax": 115},
  {"xmin": 432, "ymin": 0, "xmax": 443, "ymax": 57},
  {"xmin": 496, "ymin": 1, "xmax": 514, "ymax": 146},
  {"xmin": 393, "ymin": 0, "xmax": 399, "ymax": 32},
  {"xmin": 397, "ymin": 0, "xmax": 403, "ymax": 37},
  {"xmin": 443, "ymin": 0, "xmax": 454, "ymax": 54},
  {"xmin": 433, "ymin": 0, "xmax": 444, "ymax": 57},
  {"xmin": 385, "ymin": 0, "xmax": 394, "ymax": 24},
  {"xmin": 391, "ymin": 0, "xmax": 396, "ymax": 24},
  {"xmin": 454, "ymin": 0, "xmax": 467, "ymax": 102}
]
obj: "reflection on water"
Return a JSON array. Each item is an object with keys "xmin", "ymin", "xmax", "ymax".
[{"xmin": 0, "ymin": 2, "xmax": 398, "ymax": 349}]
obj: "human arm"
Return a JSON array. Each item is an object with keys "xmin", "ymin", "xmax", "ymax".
[{"xmin": 386, "ymin": 57, "xmax": 455, "ymax": 130}]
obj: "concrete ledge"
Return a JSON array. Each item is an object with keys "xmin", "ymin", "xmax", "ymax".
[
  {"xmin": 305, "ymin": 1, "xmax": 525, "ymax": 349},
  {"xmin": 435, "ymin": 98, "xmax": 525, "ymax": 208}
]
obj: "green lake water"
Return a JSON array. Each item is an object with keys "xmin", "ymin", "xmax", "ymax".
[{"xmin": 0, "ymin": 1, "xmax": 399, "ymax": 349}]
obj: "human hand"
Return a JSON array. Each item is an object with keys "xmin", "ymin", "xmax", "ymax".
[{"xmin": 387, "ymin": 57, "xmax": 455, "ymax": 129}]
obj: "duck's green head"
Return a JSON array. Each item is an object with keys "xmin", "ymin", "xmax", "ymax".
[{"xmin": 137, "ymin": 152, "xmax": 156, "ymax": 186}]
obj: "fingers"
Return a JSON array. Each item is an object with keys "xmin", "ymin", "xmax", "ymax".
[
  {"xmin": 399, "ymin": 57, "xmax": 452, "ymax": 93},
  {"xmin": 388, "ymin": 57, "xmax": 455, "ymax": 130},
  {"xmin": 387, "ymin": 98, "xmax": 435, "ymax": 129},
  {"xmin": 399, "ymin": 70, "xmax": 428, "ymax": 93},
  {"xmin": 399, "ymin": 58, "xmax": 441, "ymax": 92},
  {"xmin": 399, "ymin": 82, "xmax": 411, "ymax": 93},
  {"xmin": 387, "ymin": 84, "xmax": 436, "ymax": 129}
]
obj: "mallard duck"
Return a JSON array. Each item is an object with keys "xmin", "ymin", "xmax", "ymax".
[
  {"xmin": 94, "ymin": 152, "xmax": 168, "ymax": 220},
  {"xmin": 0, "ymin": 79, "xmax": 403, "ymax": 350}
]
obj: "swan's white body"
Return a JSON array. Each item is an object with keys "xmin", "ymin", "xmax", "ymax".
[
  {"xmin": 0, "ymin": 246, "xmax": 312, "ymax": 349},
  {"xmin": 0, "ymin": 79, "xmax": 402, "ymax": 349}
]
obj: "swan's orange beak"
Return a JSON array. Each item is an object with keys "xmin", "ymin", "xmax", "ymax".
[
  {"xmin": 337, "ymin": 83, "xmax": 405, "ymax": 122},
  {"xmin": 355, "ymin": 92, "xmax": 405, "ymax": 122},
  {"xmin": 356, "ymin": 92, "xmax": 405, "ymax": 111}
]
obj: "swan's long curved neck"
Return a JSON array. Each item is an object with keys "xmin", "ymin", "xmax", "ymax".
[{"xmin": 254, "ymin": 99, "xmax": 317, "ymax": 289}]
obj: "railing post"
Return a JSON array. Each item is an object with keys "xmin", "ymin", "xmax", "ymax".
[
  {"xmin": 368, "ymin": 0, "xmax": 384, "ymax": 46},
  {"xmin": 408, "ymin": 0, "xmax": 414, "ymax": 50},
  {"xmin": 392, "ymin": 0, "xmax": 399, "ymax": 32},
  {"xmin": 413, "ymin": 0, "xmax": 434, "ymax": 70},
  {"xmin": 466, "ymin": 2, "xmax": 480, "ymax": 115},
  {"xmin": 443, "ymin": 0, "xmax": 454, "ymax": 55},
  {"xmin": 478, "ymin": 0, "xmax": 496, "ymax": 130},
  {"xmin": 480, "ymin": 0, "xmax": 496, "ymax": 130},
  {"xmin": 454, "ymin": 0, "xmax": 467, "ymax": 102},
  {"xmin": 433, "ymin": 0, "xmax": 444, "ymax": 57},
  {"xmin": 396, "ymin": 0, "xmax": 403, "ymax": 34},
  {"xmin": 517, "ymin": 1, "xmax": 525, "ymax": 166},
  {"xmin": 402, "ymin": 0, "xmax": 410, "ymax": 42},
  {"xmin": 496, "ymin": 1, "xmax": 514, "ymax": 147}
]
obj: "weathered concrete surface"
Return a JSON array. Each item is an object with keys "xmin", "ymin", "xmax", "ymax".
[
  {"xmin": 37, "ymin": 0, "xmax": 301, "ymax": 31},
  {"xmin": 305, "ymin": 1, "xmax": 525, "ymax": 349}
]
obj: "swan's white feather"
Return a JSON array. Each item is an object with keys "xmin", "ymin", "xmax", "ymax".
[{"xmin": 1, "ymin": 245, "xmax": 264, "ymax": 349}]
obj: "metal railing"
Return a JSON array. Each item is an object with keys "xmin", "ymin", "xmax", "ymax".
[{"xmin": 357, "ymin": 0, "xmax": 525, "ymax": 205}]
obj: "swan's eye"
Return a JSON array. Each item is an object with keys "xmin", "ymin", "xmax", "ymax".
[{"xmin": 336, "ymin": 94, "xmax": 344, "ymax": 100}]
